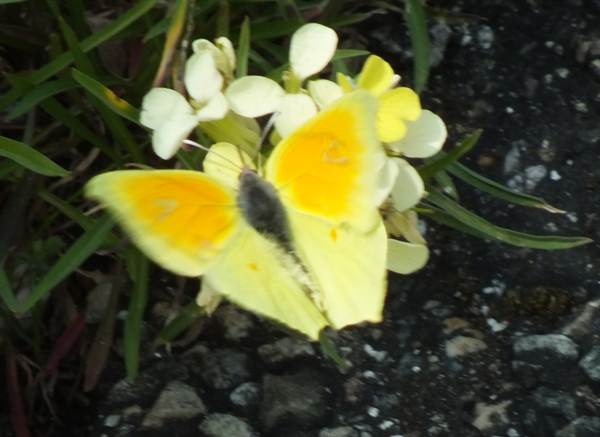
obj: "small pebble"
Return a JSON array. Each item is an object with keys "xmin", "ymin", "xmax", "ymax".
[{"xmin": 367, "ymin": 407, "xmax": 380, "ymax": 418}]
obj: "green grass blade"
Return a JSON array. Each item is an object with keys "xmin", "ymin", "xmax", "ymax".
[
  {"xmin": 124, "ymin": 249, "xmax": 149, "ymax": 379},
  {"xmin": 0, "ymin": 0, "xmax": 161, "ymax": 111},
  {"xmin": 236, "ymin": 16, "xmax": 251, "ymax": 78},
  {"xmin": 319, "ymin": 330, "xmax": 349, "ymax": 370},
  {"xmin": 216, "ymin": 0, "xmax": 230, "ymax": 37},
  {"xmin": 38, "ymin": 190, "xmax": 120, "ymax": 246},
  {"xmin": 7, "ymin": 78, "xmax": 78, "ymax": 120},
  {"xmin": 419, "ymin": 129, "xmax": 482, "ymax": 180},
  {"xmin": 333, "ymin": 49, "xmax": 370, "ymax": 61},
  {"xmin": 40, "ymin": 97, "xmax": 119, "ymax": 161},
  {"xmin": 143, "ymin": 0, "xmax": 218, "ymax": 41},
  {"xmin": 71, "ymin": 69, "xmax": 141, "ymax": 125},
  {"xmin": 0, "ymin": 135, "xmax": 69, "ymax": 177},
  {"xmin": 19, "ymin": 215, "xmax": 115, "ymax": 312},
  {"xmin": 55, "ymin": 13, "xmax": 143, "ymax": 163},
  {"xmin": 426, "ymin": 191, "xmax": 592, "ymax": 250},
  {"xmin": 38, "ymin": 190, "xmax": 94, "ymax": 229},
  {"xmin": 143, "ymin": 17, "xmax": 171, "ymax": 42},
  {"xmin": 55, "ymin": 11, "xmax": 96, "ymax": 74},
  {"xmin": 405, "ymin": 0, "xmax": 431, "ymax": 93},
  {"xmin": 153, "ymin": 0, "xmax": 189, "ymax": 87},
  {"xmin": 433, "ymin": 170, "xmax": 459, "ymax": 200},
  {"xmin": 250, "ymin": 19, "xmax": 303, "ymax": 40},
  {"xmin": 447, "ymin": 162, "xmax": 564, "ymax": 213},
  {"xmin": 325, "ymin": 13, "xmax": 371, "ymax": 28},
  {"xmin": 154, "ymin": 302, "xmax": 204, "ymax": 345},
  {"xmin": 0, "ymin": 267, "xmax": 18, "ymax": 312}
]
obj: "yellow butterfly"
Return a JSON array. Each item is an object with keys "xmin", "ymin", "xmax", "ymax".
[{"xmin": 86, "ymin": 90, "xmax": 387, "ymax": 340}]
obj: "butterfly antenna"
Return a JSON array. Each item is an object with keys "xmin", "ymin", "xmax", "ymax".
[{"xmin": 182, "ymin": 139, "xmax": 242, "ymax": 173}]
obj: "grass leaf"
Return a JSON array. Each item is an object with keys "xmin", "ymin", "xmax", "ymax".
[
  {"xmin": 153, "ymin": 0, "xmax": 189, "ymax": 87},
  {"xmin": 0, "ymin": 135, "xmax": 69, "ymax": 177},
  {"xmin": 71, "ymin": 69, "xmax": 141, "ymax": 125},
  {"xmin": 236, "ymin": 16, "xmax": 251, "ymax": 78},
  {"xmin": 425, "ymin": 191, "xmax": 592, "ymax": 250},
  {"xmin": 0, "ymin": 0, "xmax": 161, "ymax": 111},
  {"xmin": 19, "ymin": 215, "xmax": 115, "ymax": 313},
  {"xmin": 447, "ymin": 161, "xmax": 565, "ymax": 213},
  {"xmin": 124, "ymin": 249, "xmax": 149, "ymax": 379},
  {"xmin": 405, "ymin": 0, "xmax": 430, "ymax": 93},
  {"xmin": 0, "ymin": 267, "xmax": 18, "ymax": 312},
  {"xmin": 154, "ymin": 302, "xmax": 204, "ymax": 346},
  {"xmin": 7, "ymin": 78, "xmax": 78, "ymax": 120},
  {"xmin": 419, "ymin": 129, "xmax": 482, "ymax": 180}
]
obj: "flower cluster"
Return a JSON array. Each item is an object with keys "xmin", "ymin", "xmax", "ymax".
[{"xmin": 140, "ymin": 22, "xmax": 447, "ymax": 277}]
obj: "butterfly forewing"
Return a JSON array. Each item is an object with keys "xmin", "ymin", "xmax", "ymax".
[
  {"xmin": 266, "ymin": 90, "xmax": 382, "ymax": 231},
  {"xmin": 86, "ymin": 170, "xmax": 240, "ymax": 276}
]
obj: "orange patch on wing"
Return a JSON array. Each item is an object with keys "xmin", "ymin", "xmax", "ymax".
[
  {"xmin": 271, "ymin": 103, "xmax": 363, "ymax": 219},
  {"xmin": 247, "ymin": 262, "xmax": 259, "ymax": 271},
  {"xmin": 330, "ymin": 228, "xmax": 338, "ymax": 241},
  {"xmin": 121, "ymin": 172, "xmax": 237, "ymax": 255}
]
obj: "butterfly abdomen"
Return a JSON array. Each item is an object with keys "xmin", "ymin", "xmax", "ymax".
[{"xmin": 237, "ymin": 169, "xmax": 291, "ymax": 247}]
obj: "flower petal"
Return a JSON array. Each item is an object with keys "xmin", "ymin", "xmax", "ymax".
[
  {"xmin": 140, "ymin": 88, "xmax": 192, "ymax": 130},
  {"xmin": 192, "ymin": 38, "xmax": 219, "ymax": 55},
  {"xmin": 196, "ymin": 280, "xmax": 223, "ymax": 315},
  {"xmin": 308, "ymin": 79, "xmax": 343, "ymax": 109},
  {"xmin": 215, "ymin": 36, "xmax": 236, "ymax": 76},
  {"xmin": 196, "ymin": 92, "xmax": 229, "ymax": 121},
  {"xmin": 387, "ymin": 239, "xmax": 429, "ymax": 274},
  {"xmin": 375, "ymin": 156, "xmax": 399, "ymax": 206},
  {"xmin": 385, "ymin": 210, "xmax": 426, "ymax": 244},
  {"xmin": 289, "ymin": 23, "xmax": 338, "ymax": 80},
  {"xmin": 390, "ymin": 158, "xmax": 424, "ymax": 212},
  {"xmin": 377, "ymin": 87, "xmax": 421, "ymax": 143},
  {"xmin": 203, "ymin": 141, "xmax": 252, "ymax": 188},
  {"xmin": 357, "ymin": 55, "xmax": 395, "ymax": 96},
  {"xmin": 274, "ymin": 93, "xmax": 318, "ymax": 138},
  {"xmin": 152, "ymin": 113, "xmax": 199, "ymax": 159},
  {"xmin": 185, "ymin": 51, "xmax": 223, "ymax": 103},
  {"xmin": 225, "ymin": 76, "xmax": 285, "ymax": 117},
  {"xmin": 336, "ymin": 72, "xmax": 355, "ymax": 93},
  {"xmin": 192, "ymin": 37, "xmax": 235, "ymax": 78},
  {"xmin": 389, "ymin": 110, "xmax": 447, "ymax": 158}
]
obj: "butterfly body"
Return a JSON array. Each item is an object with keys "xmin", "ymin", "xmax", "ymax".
[
  {"xmin": 236, "ymin": 168, "xmax": 291, "ymax": 249},
  {"xmin": 86, "ymin": 91, "xmax": 388, "ymax": 339}
]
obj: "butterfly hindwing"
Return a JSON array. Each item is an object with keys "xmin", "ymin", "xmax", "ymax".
[
  {"xmin": 288, "ymin": 211, "xmax": 387, "ymax": 329},
  {"xmin": 203, "ymin": 225, "xmax": 329, "ymax": 339}
]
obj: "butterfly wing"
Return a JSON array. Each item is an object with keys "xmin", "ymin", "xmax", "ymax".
[
  {"xmin": 85, "ymin": 170, "xmax": 240, "ymax": 276},
  {"xmin": 266, "ymin": 91, "xmax": 388, "ymax": 328},
  {"xmin": 289, "ymin": 213, "xmax": 387, "ymax": 328},
  {"xmin": 87, "ymin": 168, "xmax": 328, "ymax": 339},
  {"xmin": 203, "ymin": 225, "xmax": 329, "ymax": 339}
]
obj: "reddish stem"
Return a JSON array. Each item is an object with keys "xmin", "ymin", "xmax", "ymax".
[{"xmin": 5, "ymin": 343, "xmax": 31, "ymax": 437}]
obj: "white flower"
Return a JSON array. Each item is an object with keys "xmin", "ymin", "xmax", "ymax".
[
  {"xmin": 388, "ymin": 110, "xmax": 447, "ymax": 158},
  {"xmin": 140, "ymin": 44, "xmax": 231, "ymax": 159},
  {"xmin": 192, "ymin": 37, "xmax": 236, "ymax": 80},
  {"xmin": 225, "ymin": 23, "xmax": 338, "ymax": 138},
  {"xmin": 289, "ymin": 23, "xmax": 338, "ymax": 81},
  {"xmin": 385, "ymin": 210, "xmax": 429, "ymax": 275}
]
